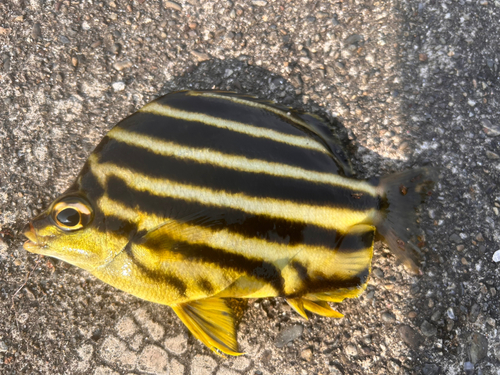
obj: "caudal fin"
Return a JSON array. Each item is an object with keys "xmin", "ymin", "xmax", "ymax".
[{"xmin": 375, "ymin": 168, "xmax": 437, "ymax": 274}]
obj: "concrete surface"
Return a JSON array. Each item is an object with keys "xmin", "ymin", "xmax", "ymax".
[{"xmin": 0, "ymin": 0, "xmax": 499, "ymax": 374}]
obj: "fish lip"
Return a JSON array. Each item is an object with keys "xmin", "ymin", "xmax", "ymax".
[{"xmin": 22, "ymin": 222, "xmax": 44, "ymax": 252}]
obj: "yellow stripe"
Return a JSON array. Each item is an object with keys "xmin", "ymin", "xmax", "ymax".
[
  {"xmin": 139, "ymin": 102, "xmax": 329, "ymax": 154},
  {"xmin": 189, "ymin": 91, "xmax": 313, "ymax": 130},
  {"xmin": 97, "ymin": 196, "xmax": 372, "ymax": 293},
  {"xmin": 108, "ymin": 127, "xmax": 377, "ymax": 196},
  {"xmin": 89, "ymin": 155, "xmax": 376, "ymax": 233}
]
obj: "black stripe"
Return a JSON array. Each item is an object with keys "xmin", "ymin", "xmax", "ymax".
[
  {"xmin": 287, "ymin": 261, "xmax": 369, "ymax": 298},
  {"xmin": 336, "ymin": 230, "xmax": 374, "ymax": 253},
  {"xmin": 104, "ymin": 176, "xmax": 372, "ymax": 252},
  {"xmin": 123, "ymin": 235, "xmax": 187, "ymax": 297},
  {"xmin": 78, "ymin": 165, "xmax": 106, "ymax": 203},
  {"xmin": 98, "ymin": 140, "xmax": 377, "ymax": 210},
  {"xmin": 146, "ymin": 240, "xmax": 285, "ymax": 295},
  {"xmin": 156, "ymin": 91, "xmax": 310, "ymax": 137},
  {"xmin": 114, "ymin": 112, "xmax": 338, "ymax": 174}
]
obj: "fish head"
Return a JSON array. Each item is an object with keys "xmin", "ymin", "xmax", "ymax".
[{"xmin": 23, "ymin": 193, "xmax": 116, "ymax": 271}]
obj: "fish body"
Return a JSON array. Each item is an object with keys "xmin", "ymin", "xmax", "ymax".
[{"xmin": 23, "ymin": 91, "xmax": 434, "ymax": 355}]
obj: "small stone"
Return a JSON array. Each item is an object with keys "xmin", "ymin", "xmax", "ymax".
[
  {"xmin": 467, "ymin": 99, "xmax": 477, "ymax": 107},
  {"xmin": 344, "ymin": 344, "xmax": 357, "ymax": 356},
  {"xmin": 113, "ymin": 60, "xmax": 133, "ymax": 71},
  {"xmin": 164, "ymin": 0, "xmax": 182, "ymax": 10},
  {"xmin": 399, "ymin": 325, "xmax": 424, "ymax": 349},
  {"xmin": 0, "ymin": 341, "xmax": 8, "ymax": 352},
  {"xmin": 419, "ymin": 53, "xmax": 428, "ymax": 62},
  {"xmin": 476, "ymin": 233, "xmax": 485, "ymax": 242},
  {"xmin": 449, "ymin": 233, "xmax": 462, "ymax": 244},
  {"xmin": 170, "ymin": 359, "xmax": 184, "ymax": 375},
  {"xmin": 420, "ymin": 321, "xmax": 437, "ymax": 337},
  {"xmin": 71, "ymin": 56, "xmax": 78, "ymax": 67},
  {"xmin": 381, "ymin": 311, "xmax": 396, "ymax": 323},
  {"xmin": 59, "ymin": 35, "xmax": 70, "ymax": 44},
  {"xmin": 486, "ymin": 150, "xmax": 500, "ymax": 160},
  {"xmin": 0, "ymin": 27, "xmax": 10, "ymax": 35},
  {"xmin": 493, "ymin": 250, "xmax": 500, "ymax": 262},
  {"xmin": 446, "ymin": 308, "xmax": 456, "ymax": 320},
  {"xmin": 252, "ymin": 0, "xmax": 268, "ymax": 6},
  {"xmin": 191, "ymin": 50, "xmax": 210, "ymax": 62},
  {"xmin": 372, "ymin": 268, "xmax": 384, "ymax": 279},
  {"xmin": 191, "ymin": 355, "xmax": 217, "ymax": 375},
  {"xmin": 300, "ymin": 348, "xmax": 313, "ymax": 361},
  {"xmin": 456, "ymin": 245, "xmax": 464, "ymax": 251},
  {"xmin": 408, "ymin": 311, "xmax": 417, "ymax": 319},
  {"xmin": 482, "ymin": 119, "xmax": 500, "ymax": 136},
  {"xmin": 469, "ymin": 333, "xmax": 488, "ymax": 364},
  {"xmin": 274, "ymin": 324, "xmax": 303, "ymax": 348},
  {"xmin": 421, "ymin": 364, "xmax": 440, "ymax": 375},
  {"xmin": 164, "ymin": 332, "xmax": 188, "ymax": 355},
  {"xmin": 82, "ymin": 21, "xmax": 91, "ymax": 31},
  {"xmin": 115, "ymin": 316, "xmax": 138, "ymax": 339},
  {"xmin": 112, "ymin": 82, "xmax": 126, "ymax": 92},
  {"xmin": 464, "ymin": 361, "xmax": 474, "ymax": 375},
  {"xmin": 137, "ymin": 345, "xmax": 169, "ymax": 375},
  {"xmin": 99, "ymin": 336, "xmax": 136, "ymax": 368},
  {"xmin": 32, "ymin": 22, "xmax": 41, "ymax": 39},
  {"xmin": 344, "ymin": 34, "xmax": 362, "ymax": 46}
]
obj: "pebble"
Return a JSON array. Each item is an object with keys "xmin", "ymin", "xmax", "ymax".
[
  {"xmin": 0, "ymin": 341, "xmax": 7, "ymax": 352},
  {"xmin": 420, "ymin": 321, "xmax": 437, "ymax": 337},
  {"xmin": 381, "ymin": 311, "xmax": 396, "ymax": 323},
  {"xmin": 449, "ymin": 233, "xmax": 462, "ymax": 244},
  {"xmin": 112, "ymin": 82, "xmax": 126, "ymax": 92},
  {"xmin": 113, "ymin": 60, "xmax": 133, "ymax": 71},
  {"xmin": 164, "ymin": 0, "xmax": 182, "ymax": 11},
  {"xmin": 252, "ymin": 0, "xmax": 268, "ymax": 6},
  {"xmin": 137, "ymin": 345, "xmax": 169, "ymax": 375},
  {"xmin": 468, "ymin": 332, "xmax": 488, "ymax": 364},
  {"xmin": 344, "ymin": 34, "xmax": 362, "ymax": 46},
  {"xmin": 421, "ymin": 364, "xmax": 440, "ymax": 375},
  {"xmin": 493, "ymin": 250, "xmax": 500, "ymax": 262},
  {"xmin": 274, "ymin": 324, "xmax": 303, "ymax": 348},
  {"xmin": 32, "ymin": 22, "xmax": 41, "ymax": 39},
  {"xmin": 191, "ymin": 51, "xmax": 210, "ymax": 62},
  {"xmin": 164, "ymin": 332, "xmax": 188, "ymax": 355},
  {"xmin": 59, "ymin": 35, "xmax": 70, "ymax": 44},
  {"xmin": 446, "ymin": 308, "xmax": 456, "ymax": 320},
  {"xmin": 300, "ymin": 348, "xmax": 313, "ymax": 361},
  {"xmin": 191, "ymin": 355, "xmax": 217, "ymax": 375},
  {"xmin": 344, "ymin": 344, "xmax": 357, "ymax": 356},
  {"xmin": 464, "ymin": 361, "xmax": 474, "ymax": 375},
  {"xmin": 398, "ymin": 325, "xmax": 423, "ymax": 349},
  {"xmin": 372, "ymin": 268, "xmax": 384, "ymax": 279},
  {"xmin": 482, "ymin": 118, "xmax": 500, "ymax": 136},
  {"xmin": 486, "ymin": 150, "xmax": 500, "ymax": 160}
]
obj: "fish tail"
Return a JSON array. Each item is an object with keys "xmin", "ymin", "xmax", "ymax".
[{"xmin": 374, "ymin": 168, "xmax": 438, "ymax": 274}]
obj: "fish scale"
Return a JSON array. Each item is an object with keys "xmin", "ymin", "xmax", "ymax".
[{"xmin": 23, "ymin": 90, "xmax": 436, "ymax": 356}]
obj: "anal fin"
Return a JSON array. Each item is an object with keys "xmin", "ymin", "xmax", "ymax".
[
  {"xmin": 287, "ymin": 298, "xmax": 343, "ymax": 319},
  {"xmin": 171, "ymin": 297, "xmax": 244, "ymax": 356}
]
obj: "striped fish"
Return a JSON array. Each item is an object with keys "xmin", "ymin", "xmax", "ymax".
[{"xmin": 23, "ymin": 90, "xmax": 435, "ymax": 355}]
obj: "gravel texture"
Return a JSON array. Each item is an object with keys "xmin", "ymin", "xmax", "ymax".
[{"xmin": 1, "ymin": 0, "xmax": 499, "ymax": 374}]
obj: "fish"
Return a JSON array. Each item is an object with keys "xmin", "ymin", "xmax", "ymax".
[{"xmin": 23, "ymin": 90, "xmax": 436, "ymax": 356}]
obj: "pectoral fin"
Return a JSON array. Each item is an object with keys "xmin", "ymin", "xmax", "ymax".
[
  {"xmin": 287, "ymin": 298, "xmax": 343, "ymax": 319},
  {"xmin": 171, "ymin": 297, "xmax": 244, "ymax": 356}
]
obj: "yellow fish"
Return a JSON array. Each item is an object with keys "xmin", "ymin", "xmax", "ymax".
[{"xmin": 23, "ymin": 91, "xmax": 435, "ymax": 355}]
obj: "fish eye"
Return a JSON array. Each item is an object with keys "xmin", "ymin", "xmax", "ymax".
[
  {"xmin": 52, "ymin": 197, "xmax": 93, "ymax": 231},
  {"xmin": 56, "ymin": 208, "xmax": 80, "ymax": 227}
]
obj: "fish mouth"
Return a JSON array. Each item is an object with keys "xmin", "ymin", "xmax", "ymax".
[{"xmin": 22, "ymin": 222, "xmax": 44, "ymax": 253}]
